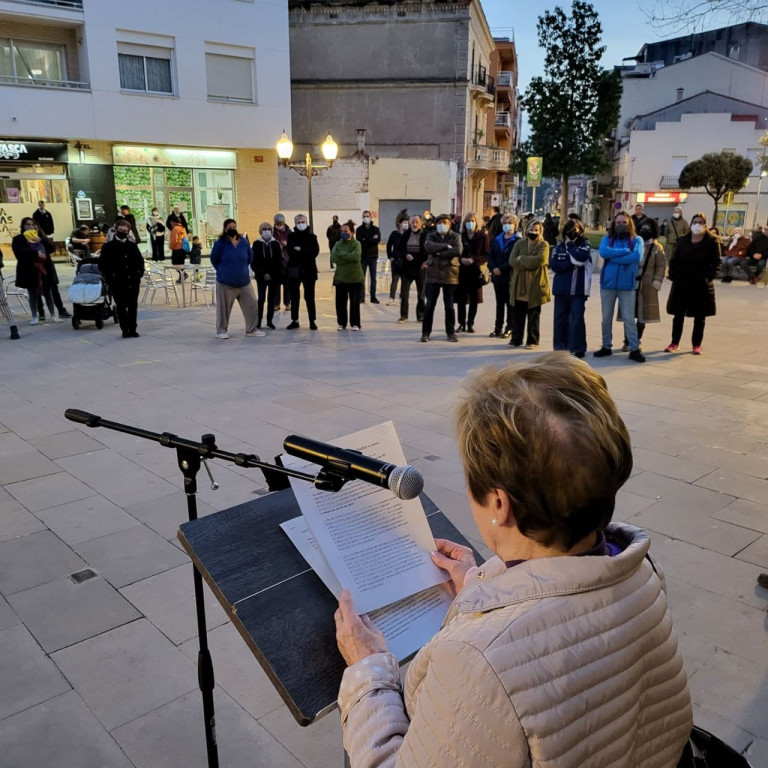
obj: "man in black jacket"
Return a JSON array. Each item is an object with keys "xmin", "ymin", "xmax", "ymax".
[
  {"xmin": 166, "ymin": 205, "xmax": 189, "ymax": 234},
  {"xmin": 396, "ymin": 215, "xmax": 428, "ymax": 323},
  {"xmin": 119, "ymin": 205, "xmax": 141, "ymax": 243},
  {"xmin": 355, "ymin": 210, "xmax": 381, "ymax": 303},
  {"xmin": 742, "ymin": 227, "xmax": 768, "ymax": 283},
  {"xmin": 285, "ymin": 214, "xmax": 320, "ymax": 330},
  {"xmin": 32, "ymin": 201, "xmax": 55, "ymax": 241},
  {"xmin": 99, "ymin": 219, "xmax": 145, "ymax": 337}
]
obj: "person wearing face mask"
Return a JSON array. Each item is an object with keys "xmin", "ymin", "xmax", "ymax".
[
  {"xmin": 488, "ymin": 214, "xmax": 518, "ymax": 338},
  {"xmin": 665, "ymin": 212, "xmax": 721, "ymax": 355},
  {"xmin": 252, "ymin": 222, "xmax": 283, "ymax": 330},
  {"xmin": 422, "ymin": 214, "xmax": 462, "ymax": 341},
  {"xmin": 355, "ymin": 211, "xmax": 381, "ymax": 303},
  {"xmin": 98, "ymin": 219, "xmax": 145, "ymax": 338},
  {"xmin": 508, "ymin": 220, "xmax": 551, "ymax": 349},
  {"xmin": 549, "ymin": 219, "xmax": 592, "ymax": 357},
  {"xmin": 168, "ymin": 215, "xmax": 188, "ymax": 274},
  {"xmin": 327, "ymin": 215, "xmax": 342, "ymax": 257},
  {"xmin": 12, "ymin": 218, "xmax": 59, "ymax": 326},
  {"xmin": 272, "ymin": 213, "xmax": 292, "ymax": 312},
  {"xmin": 386, "ymin": 214, "xmax": 410, "ymax": 306},
  {"xmin": 331, "ymin": 221, "xmax": 364, "ymax": 331},
  {"xmin": 285, "ymin": 214, "xmax": 320, "ymax": 330},
  {"xmin": 542, "ymin": 212, "xmax": 559, "ymax": 250},
  {"xmin": 396, "ymin": 215, "xmax": 428, "ymax": 323},
  {"xmin": 720, "ymin": 227, "xmax": 751, "ymax": 282},
  {"xmin": 146, "ymin": 208, "xmax": 166, "ymax": 261},
  {"xmin": 210, "ymin": 219, "xmax": 263, "ymax": 339},
  {"xmin": 456, "ymin": 212, "xmax": 489, "ymax": 333},
  {"xmin": 665, "ymin": 207, "xmax": 689, "ymax": 260},
  {"xmin": 619, "ymin": 218, "xmax": 666, "ymax": 352},
  {"xmin": 741, "ymin": 225, "xmax": 768, "ymax": 284},
  {"xmin": 594, "ymin": 212, "xmax": 644, "ymax": 362}
]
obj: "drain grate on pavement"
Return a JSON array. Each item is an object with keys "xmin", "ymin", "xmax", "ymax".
[{"xmin": 70, "ymin": 568, "xmax": 98, "ymax": 584}]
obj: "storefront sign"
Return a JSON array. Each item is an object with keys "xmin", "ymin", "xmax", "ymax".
[
  {"xmin": 636, "ymin": 191, "xmax": 688, "ymax": 204},
  {"xmin": 112, "ymin": 145, "xmax": 237, "ymax": 169},
  {"xmin": 0, "ymin": 141, "xmax": 68, "ymax": 162}
]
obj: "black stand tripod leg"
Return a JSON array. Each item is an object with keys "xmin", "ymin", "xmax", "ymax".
[{"xmin": 179, "ymin": 448, "xmax": 219, "ymax": 768}]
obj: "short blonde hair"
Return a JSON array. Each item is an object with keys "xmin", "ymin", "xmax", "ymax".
[
  {"xmin": 501, "ymin": 213, "xmax": 517, "ymax": 227},
  {"xmin": 456, "ymin": 352, "xmax": 633, "ymax": 550}
]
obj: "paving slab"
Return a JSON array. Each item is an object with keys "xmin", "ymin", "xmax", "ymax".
[
  {"xmin": 734, "ymin": 534, "xmax": 768, "ymax": 568},
  {"xmin": 30, "ymin": 430, "xmax": 107, "ymax": 460},
  {"xmin": 712, "ymin": 498, "xmax": 768, "ymax": 534},
  {"xmin": 8, "ymin": 574, "xmax": 141, "ymax": 652},
  {"xmin": 121, "ymin": 563, "xmax": 229, "ymax": 645},
  {"xmin": 0, "ymin": 690, "xmax": 133, "ymax": 768},
  {"xmin": 0, "ymin": 624, "xmax": 70, "ymax": 720},
  {"xmin": 0, "ymin": 450, "xmax": 64, "ymax": 485},
  {"xmin": 5, "ymin": 471, "xmax": 95, "ymax": 512},
  {"xmin": 75, "ymin": 525, "xmax": 189, "ymax": 589},
  {"xmin": 695, "ymin": 468, "xmax": 768, "ymax": 507},
  {"xmin": 36, "ymin": 494, "xmax": 140, "ymax": 546},
  {"xmin": 0, "ymin": 593, "xmax": 20, "ymax": 630},
  {"xmin": 51, "ymin": 619, "xmax": 197, "ymax": 731},
  {"xmin": 0, "ymin": 530, "xmax": 86, "ymax": 596},
  {"xmin": 112, "ymin": 688, "xmax": 304, "ymax": 768},
  {"xmin": 0, "ymin": 498, "xmax": 47, "ymax": 542},
  {"xmin": 124, "ymin": 492, "xmax": 217, "ymax": 541}
]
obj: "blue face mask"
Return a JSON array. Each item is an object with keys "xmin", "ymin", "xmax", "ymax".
[
  {"xmin": 465, "ymin": 221, "xmax": 476, "ymax": 231},
  {"xmin": 340, "ymin": 232, "xmax": 351, "ymax": 240},
  {"xmin": 502, "ymin": 223, "xmax": 513, "ymax": 233}
]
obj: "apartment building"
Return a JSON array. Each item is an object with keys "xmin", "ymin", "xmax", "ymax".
[{"xmin": 0, "ymin": 0, "xmax": 291, "ymax": 246}]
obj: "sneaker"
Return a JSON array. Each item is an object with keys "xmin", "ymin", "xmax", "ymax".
[
  {"xmin": 246, "ymin": 329, "xmax": 267, "ymax": 337},
  {"xmin": 216, "ymin": 332, "xmax": 229, "ymax": 339},
  {"xmin": 29, "ymin": 316, "xmax": 38, "ymax": 326},
  {"xmin": 309, "ymin": 322, "xmax": 318, "ymax": 330},
  {"xmin": 351, "ymin": 326, "xmax": 360, "ymax": 331},
  {"xmin": 489, "ymin": 331, "xmax": 501, "ymax": 338},
  {"xmin": 664, "ymin": 343, "xmax": 679, "ymax": 352},
  {"xmin": 692, "ymin": 346, "xmax": 703, "ymax": 355},
  {"xmin": 447, "ymin": 334, "xmax": 459, "ymax": 342},
  {"xmin": 524, "ymin": 343, "xmax": 538, "ymax": 350},
  {"xmin": 371, "ymin": 297, "xmax": 380, "ymax": 304},
  {"xmin": 338, "ymin": 325, "xmax": 346, "ymax": 331},
  {"xmin": 266, "ymin": 322, "xmax": 276, "ymax": 330},
  {"xmin": 10, "ymin": 326, "xmax": 20, "ymax": 340},
  {"xmin": 593, "ymin": 347, "xmax": 612, "ymax": 357},
  {"xmin": 757, "ymin": 573, "xmax": 768, "ymax": 589},
  {"xmin": 58, "ymin": 310, "xmax": 71, "ymax": 318},
  {"xmin": 52, "ymin": 312, "xmax": 62, "ymax": 323},
  {"xmin": 38, "ymin": 315, "xmax": 48, "ymax": 323},
  {"xmin": 416, "ymin": 315, "xmax": 424, "ymax": 322},
  {"xmin": 573, "ymin": 351, "xmax": 585, "ymax": 359},
  {"xmin": 287, "ymin": 321, "xmax": 300, "ymax": 330},
  {"xmin": 397, "ymin": 317, "xmax": 407, "ymax": 324},
  {"xmin": 420, "ymin": 335, "xmax": 429, "ymax": 342},
  {"xmin": 628, "ymin": 349, "xmax": 646, "ymax": 363},
  {"xmin": 502, "ymin": 330, "xmax": 512, "ymax": 338},
  {"xmin": 387, "ymin": 300, "xmax": 395, "ymax": 306}
]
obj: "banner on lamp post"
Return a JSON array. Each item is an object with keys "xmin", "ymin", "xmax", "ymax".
[{"xmin": 526, "ymin": 157, "xmax": 543, "ymax": 188}]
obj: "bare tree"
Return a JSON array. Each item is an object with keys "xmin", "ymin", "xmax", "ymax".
[{"xmin": 640, "ymin": 0, "xmax": 766, "ymax": 33}]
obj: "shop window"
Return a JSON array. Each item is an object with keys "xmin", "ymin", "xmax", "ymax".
[
  {"xmin": 0, "ymin": 38, "xmax": 66, "ymax": 86},
  {"xmin": 118, "ymin": 43, "xmax": 173, "ymax": 95},
  {"xmin": 205, "ymin": 53, "xmax": 254, "ymax": 103}
]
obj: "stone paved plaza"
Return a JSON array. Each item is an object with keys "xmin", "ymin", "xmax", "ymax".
[{"xmin": 1, "ymin": 263, "xmax": 767, "ymax": 767}]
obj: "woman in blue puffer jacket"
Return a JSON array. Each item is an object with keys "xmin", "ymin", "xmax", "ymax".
[{"xmin": 594, "ymin": 211, "xmax": 645, "ymax": 363}]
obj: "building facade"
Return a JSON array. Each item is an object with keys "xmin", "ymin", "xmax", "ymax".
[
  {"xmin": 0, "ymin": 0, "xmax": 291, "ymax": 247},
  {"xmin": 282, "ymin": 0, "xmax": 516, "ymax": 230}
]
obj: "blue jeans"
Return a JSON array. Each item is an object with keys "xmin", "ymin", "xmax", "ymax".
[
  {"xmin": 361, "ymin": 257, "xmax": 378, "ymax": 299},
  {"xmin": 722, "ymin": 256, "xmax": 743, "ymax": 277},
  {"xmin": 27, "ymin": 287, "xmax": 54, "ymax": 319},
  {"xmin": 600, "ymin": 289, "xmax": 638, "ymax": 351},
  {"xmin": 553, "ymin": 295, "xmax": 587, "ymax": 355}
]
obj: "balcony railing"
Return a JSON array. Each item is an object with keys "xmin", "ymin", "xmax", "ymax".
[
  {"xmin": 13, "ymin": 0, "xmax": 83, "ymax": 7},
  {"xmin": 467, "ymin": 144, "xmax": 510, "ymax": 170},
  {"xmin": 0, "ymin": 74, "xmax": 89, "ymax": 89},
  {"xmin": 659, "ymin": 175, "xmax": 680, "ymax": 189},
  {"xmin": 471, "ymin": 64, "xmax": 495, "ymax": 97},
  {"xmin": 497, "ymin": 71, "xmax": 514, "ymax": 89},
  {"xmin": 495, "ymin": 111, "xmax": 512, "ymax": 129}
]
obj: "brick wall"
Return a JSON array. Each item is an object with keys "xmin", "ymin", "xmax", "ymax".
[
  {"xmin": 234, "ymin": 149, "xmax": 280, "ymax": 240},
  {"xmin": 2, "ymin": 21, "xmax": 80, "ymax": 82}
]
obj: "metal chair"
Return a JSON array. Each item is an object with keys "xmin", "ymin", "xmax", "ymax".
[
  {"xmin": 189, "ymin": 268, "xmax": 217, "ymax": 308},
  {"xmin": 2, "ymin": 277, "xmax": 29, "ymax": 314},
  {"xmin": 141, "ymin": 262, "xmax": 180, "ymax": 307}
]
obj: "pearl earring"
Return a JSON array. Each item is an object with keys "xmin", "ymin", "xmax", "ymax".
[{"xmin": 491, "ymin": 518, "xmax": 498, "ymax": 526}]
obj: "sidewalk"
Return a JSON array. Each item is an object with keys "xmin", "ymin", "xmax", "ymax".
[{"xmin": 1, "ymin": 267, "xmax": 767, "ymax": 766}]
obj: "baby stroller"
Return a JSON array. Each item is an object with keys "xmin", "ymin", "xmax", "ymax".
[{"xmin": 67, "ymin": 259, "xmax": 117, "ymax": 330}]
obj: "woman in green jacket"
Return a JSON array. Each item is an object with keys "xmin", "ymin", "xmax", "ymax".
[
  {"xmin": 331, "ymin": 222, "xmax": 364, "ymax": 330},
  {"xmin": 509, "ymin": 219, "xmax": 551, "ymax": 349}
]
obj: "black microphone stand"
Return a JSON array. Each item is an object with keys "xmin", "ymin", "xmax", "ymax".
[{"xmin": 64, "ymin": 409, "xmax": 352, "ymax": 768}]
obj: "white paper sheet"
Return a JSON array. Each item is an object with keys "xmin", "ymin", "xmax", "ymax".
[
  {"xmin": 280, "ymin": 515, "xmax": 454, "ymax": 661},
  {"xmin": 281, "ymin": 421, "xmax": 448, "ymax": 614}
]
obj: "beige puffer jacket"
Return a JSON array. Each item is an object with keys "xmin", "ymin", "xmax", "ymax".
[{"xmin": 339, "ymin": 523, "xmax": 692, "ymax": 767}]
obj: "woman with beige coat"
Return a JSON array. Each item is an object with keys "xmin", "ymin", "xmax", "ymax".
[
  {"xmin": 508, "ymin": 219, "xmax": 551, "ymax": 349},
  {"xmin": 335, "ymin": 353, "xmax": 692, "ymax": 768}
]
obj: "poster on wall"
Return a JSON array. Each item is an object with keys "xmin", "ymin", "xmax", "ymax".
[
  {"xmin": 75, "ymin": 198, "xmax": 93, "ymax": 221},
  {"xmin": 715, "ymin": 207, "xmax": 747, "ymax": 236},
  {"xmin": 5, "ymin": 188, "xmax": 19, "ymax": 204}
]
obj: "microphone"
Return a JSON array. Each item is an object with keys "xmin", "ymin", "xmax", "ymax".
[{"xmin": 283, "ymin": 435, "xmax": 424, "ymax": 500}]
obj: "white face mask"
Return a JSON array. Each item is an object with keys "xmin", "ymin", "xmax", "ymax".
[
  {"xmin": 673, "ymin": 213, "xmax": 681, "ymax": 220},
  {"xmin": 437, "ymin": 223, "xmax": 449, "ymax": 234},
  {"xmin": 362, "ymin": 217, "xmax": 371, "ymax": 224},
  {"xmin": 296, "ymin": 222, "xmax": 307, "ymax": 231},
  {"xmin": 690, "ymin": 224, "xmax": 704, "ymax": 235},
  {"xmin": 261, "ymin": 230, "xmax": 272, "ymax": 240}
]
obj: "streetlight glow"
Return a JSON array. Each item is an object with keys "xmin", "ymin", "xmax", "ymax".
[
  {"xmin": 321, "ymin": 133, "xmax": 338, "ymax": 164},
  {"xmin": 276, "ymin": 130, "xmax": 293, "ymax": 162}
]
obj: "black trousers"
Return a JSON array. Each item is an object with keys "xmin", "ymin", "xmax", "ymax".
[
  {"xmin": 289, "ymin": 277, "xmax": 316, "ymax": 322},
  {"xmin": 456, "ymin": 278, "xmax": 479, "ymax": 328},
  {"xmin": 151, "ymin": 236, "xmax": 165, "ymax": 261},
  {"xmin": 672, "ymin": 314, "xmax": 706, "ymax": 347},
  {"xmin": 492, "ymin": 279, "xmax": 513, "ymax": 334},
  {"xmin": 510, "ymin": 300, "xmax": 541, "ymax": 346},
  {"xmin": 422, "ymin": 283, "xmax": 456, "ymax": 337},
  {"xmin": 400, "ymin": 270, "xmax": 426, "ymax": 320},
  {"xmin": 256, "ymin": 278, "xmax": 279, "ymax": 326},
  {"xmin": 335, "ymin": 283, "xmax": 362, "ymax": 328},
  {"xmin": 112, "ymin": 284, "xmax": 140, "ymax": 334}
]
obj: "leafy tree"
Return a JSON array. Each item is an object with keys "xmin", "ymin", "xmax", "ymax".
[
  {"xmin": 678, "ymin": 152, "xmax": 753, "ymax": 224},
  {"xmin": 520, "ymin": 1, "xmax": 621, "ymax": 216}
]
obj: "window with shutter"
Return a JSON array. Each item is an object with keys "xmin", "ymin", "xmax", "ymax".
[{"xmin": 205, "ymin": 53, "xmax": 254, "ymax": 103}]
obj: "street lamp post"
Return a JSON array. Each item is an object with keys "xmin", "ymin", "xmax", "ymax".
[{"xmin": 276, "ymin": 131, "xmax": 338, "ymax": 233}]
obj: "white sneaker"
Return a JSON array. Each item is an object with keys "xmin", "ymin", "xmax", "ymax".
[
  {"xmin": 351, "ymin": 326, "xmax": 360, "ymax": 332},
  {"xmin": 216, "ymin": 332, "xmax": 229, "ymax": 339},
  {"xmin": 246, "ymin": 330, "xmax": 266, "ymax": 337},
  {"xmin": 30, "ymin": 316, "xmax": 39, "ymax": 326},
  {"xmin": 52, "ymin": 311, "xmax": 62, "ymax": 323}
]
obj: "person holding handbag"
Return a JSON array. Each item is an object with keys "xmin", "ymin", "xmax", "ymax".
[
  {"xmin": 456, "ymin": 212, "xmax": 489, "ymax": 333},
  {"xmin": 146, "ymin": 208, "xmax": 166, "ymax": 261}
]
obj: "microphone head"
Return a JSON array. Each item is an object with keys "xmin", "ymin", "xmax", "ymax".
[{"xmin": 388, "ymin": 465, "xmax": 424, "ymax": 500}]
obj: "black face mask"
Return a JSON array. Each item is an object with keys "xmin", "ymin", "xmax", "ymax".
[
  {"xmin": 527, "ymin": 232, "xmax": 538, "ymax": 241},
  {"xmin": 115, "ymin": 232, "xmax": 128, "ymax": 241},
  {"xmin": 226, "ymin": 228, "xmax": 238, "ymax": 237},
  {"xmin": 640, "ymin": 228, "xmax": 652, "ymax": 239},
  {"xmin": 615, "ymin": 224, "xmax": 630, "ymax": 236}
]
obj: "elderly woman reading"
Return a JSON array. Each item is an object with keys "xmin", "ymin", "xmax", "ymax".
[{"xmin": 335, "ymin": 352, "xmax": 692, "ymax": 768}]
